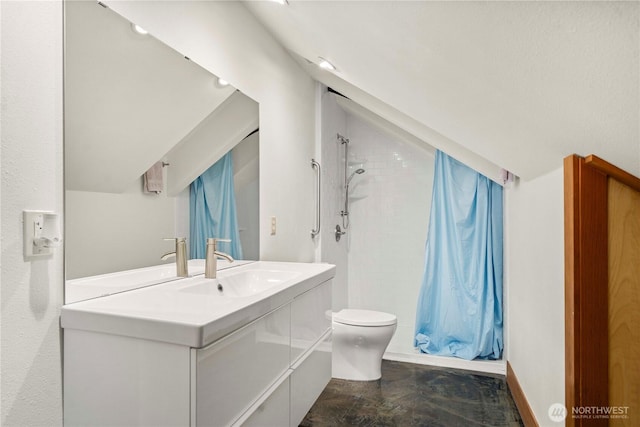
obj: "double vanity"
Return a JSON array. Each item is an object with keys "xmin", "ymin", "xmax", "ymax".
[{"xmin": 62, "ymin": 260, "xmax": 335, "ymax": 426}]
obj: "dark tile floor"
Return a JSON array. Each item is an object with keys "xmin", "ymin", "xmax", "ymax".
[{"xmin": 301, "ymin": 360, "xmax": 524, "ymax": 427}]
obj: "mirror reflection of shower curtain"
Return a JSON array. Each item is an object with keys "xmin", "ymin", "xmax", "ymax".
[
  {"xmin": 190, "ymin": 152, "xmax": 243, "ymax": 259},
  {"xmin": 414, "ymin": 150, "xmax": 503, "ymax": 360}
]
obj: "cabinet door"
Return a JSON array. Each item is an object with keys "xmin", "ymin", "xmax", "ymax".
[
  {"xmin": 64, "ymin": 330, "xmax": 191, "ymax": 427},
  {"xmin": 290, "ymin": 279, "xmax": 332, "ymax": 364},
  {"xmin": 195, "ymin": 304, "xmax": 290, "ymax": 426}
]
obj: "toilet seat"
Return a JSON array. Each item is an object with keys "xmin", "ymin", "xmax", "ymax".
[{"xmin": 333, "ymin": 309, "xmax": 397, "ymax": 327}]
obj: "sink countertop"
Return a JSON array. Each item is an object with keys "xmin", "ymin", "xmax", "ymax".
[
  {"xmin": 61, "ymin": 261, "xmax": 336, "ymax": 348},
  {"xmin": 65, "ymin": 259, "xmax": 252, "ymax": 304}
]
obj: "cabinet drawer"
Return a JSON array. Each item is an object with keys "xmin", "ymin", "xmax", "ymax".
[
  {"xmin": 194, "ymin": 304, "xmax": 290, "ymax": 426},
  {"xmin": 290, "ymin": 279, "xmax": 332, "ymax": 364},
  {"xmin": 234, "ymin": 373, "xmax": 290, "ymax": 427},
  {"xmin": 290, "ymin": 331, "xmax": 332, "ymax": 426}
]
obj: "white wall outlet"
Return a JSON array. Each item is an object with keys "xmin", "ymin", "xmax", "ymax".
[
  {"xmin": 23, "ymin": 210, "xmax": 61, "ymax": 258},
  {"xmin": 270, "ymin": 216, "xmax": 276, "ymax": 236}
]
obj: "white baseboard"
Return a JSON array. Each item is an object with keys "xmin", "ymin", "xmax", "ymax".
[{"xmin": 383, "ymin": 350, "xmax": 506, "ymax": 376}]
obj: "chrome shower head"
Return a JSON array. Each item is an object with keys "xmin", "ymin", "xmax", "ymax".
[{"xmin": 346, "ymin": 168, "xmax": 366, "ymax": 185}]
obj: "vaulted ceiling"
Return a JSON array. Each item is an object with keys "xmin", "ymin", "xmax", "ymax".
[{"xmin": 244, "ymin": 1, "xmax": 640, "ymax": 180}]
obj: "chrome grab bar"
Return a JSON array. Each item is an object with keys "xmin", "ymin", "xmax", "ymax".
[{"xmin": 311, "ymin": 159, "xmax": 321, "ymax": 238}]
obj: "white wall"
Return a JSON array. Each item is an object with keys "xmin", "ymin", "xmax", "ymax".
[
  {"xmin": 504, "ymin": 167, "xmax": 565, "ymax": 426},
  {"xmin": 233, "ymin": 132, "xmax": 260, "ymax": 261},
  {"xmin": 104, "ymin": 0, "xmax": 318, "ymax": 263},
  {"xmin": 320, "ymin": 89, "xmax": 349, "ymax": 310},
  {"xmin": 65, "ymin": 179, "xmax": 176, "ymax": 280},
  {"xmin": 1, "ymin": 1, "xmax": 64, "ymax": 426}
]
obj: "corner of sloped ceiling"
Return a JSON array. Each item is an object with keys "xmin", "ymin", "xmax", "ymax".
[
  {"xmin": 165, "ymin": 91, "xmax": 259, "ymax": 197},
  {"xmin": 248, "ymin": 0, "xmax": 639, "ymax": 182},
  {"xmin": 333, "ymin": 94, "xmax": 436, "ymax": 157},
  {"xmin": 291, "ymin": 53, "xmax": 507, "ymax": 185}
]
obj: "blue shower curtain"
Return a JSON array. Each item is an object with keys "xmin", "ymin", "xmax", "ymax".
[
  {"xmin": 190, "ymin": 152, "xmax": 243, "ymax": 260},
  {"xmin": 414, "ymin": 150, "xmax": 503, "ymax": 360}
]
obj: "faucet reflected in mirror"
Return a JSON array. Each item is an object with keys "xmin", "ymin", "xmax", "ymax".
[
  {"xmin": 63, "ymin": 0, "xmax": 259, "ymax": 303},
  {"xmin": 161, "ymin": 238, "xmax": 189, "ymax": 278}
]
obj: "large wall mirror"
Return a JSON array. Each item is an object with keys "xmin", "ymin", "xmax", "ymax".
[{"xmin": 64, "ymin": 1, "xmax": 260, "ymax": 303}]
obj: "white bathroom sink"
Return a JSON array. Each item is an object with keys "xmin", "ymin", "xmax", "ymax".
[
  {"xmin": 61, "ymin": 261, "xmax": 336, "ymax": 347},
  {"xmin": 65, "ymin": 259, "xmax": 251, "ymax": 303},
  {"xmin": 65, "ymin": 262, "xmax": 194, "ymax": 303},
  {"xmin": 221, "ymin": 269, "xmax": 301, "ymax": 297},
  {"xmin": 180, "ymin": 269, "xmax": 301, "ymax": 297}
]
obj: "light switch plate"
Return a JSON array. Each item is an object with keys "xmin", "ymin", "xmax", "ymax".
[{"xmin": 270, "ymin": 216, "xmax": 276, "ymax": 236}]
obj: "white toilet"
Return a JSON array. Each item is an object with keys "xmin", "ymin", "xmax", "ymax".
[{"xmin": 331, "ymin": 309, "xmax": 397, "ymax": 381}]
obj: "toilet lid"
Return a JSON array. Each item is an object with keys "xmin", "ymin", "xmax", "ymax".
[{"xmin": 333, "ymin": 309, "xmax": 397, "ymax": 327}]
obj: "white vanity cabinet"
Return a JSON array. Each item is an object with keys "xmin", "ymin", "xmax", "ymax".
[
  {"xmin": 194, "ymin": 304, "xmax": 291, "ymax": 426},
  {"xmin": 62, "ymin": 263, "xmax": 334, "ymax": 427},
  {"xmin": 64, "ymin": 330, "xmax": 192, "ymax": 427},
  {"xmin": 289, "ymin": 278, "xmax": 333, "ymax": 425},
  {"xmin": 197, "ymin": 279, "xmax": 332, "ymax": 427}
]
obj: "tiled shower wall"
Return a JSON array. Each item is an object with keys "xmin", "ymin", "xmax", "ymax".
[
  {"xmin": 321, "ymin": 89, "xmax": 435, "ymax": 355},
  {"xmin": 320, "ymin": 91, "xmax": 349, "ymax": 311}
]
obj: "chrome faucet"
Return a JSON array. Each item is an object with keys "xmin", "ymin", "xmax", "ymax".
[
  {"xmin": 205, "ymin": 238, "xmax": 234, "ymax": 279},
  {"xmin": 162, "ymin": 237, "xmax": 189, "ymax": 277}
]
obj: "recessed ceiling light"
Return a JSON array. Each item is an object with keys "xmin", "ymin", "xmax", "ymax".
[
  {"xmin": 131, "ymin": 23, "xmax": 148, "ymax": 35},
  {"xmin": 318, "ymin": 57, "xmax": 336, "ymax": 71},
  {"xmin": 217, "ymin": 77, "xmax": 230, "ymax": 87},
  {"xmin": 271, "ymin": 0, "xmax": 289, "ymax": 4}
]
